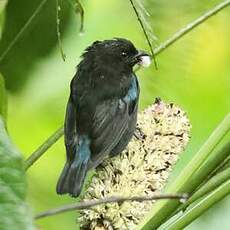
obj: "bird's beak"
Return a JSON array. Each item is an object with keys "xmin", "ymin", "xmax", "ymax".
[{"xmin": 134, "ymin": 50, "xmax": 151, "ymax": 67}]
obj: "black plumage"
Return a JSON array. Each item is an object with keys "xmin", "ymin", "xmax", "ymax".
[{"xmin": 56, "ymin": 38, "xmax": 150, "ymax": 197}]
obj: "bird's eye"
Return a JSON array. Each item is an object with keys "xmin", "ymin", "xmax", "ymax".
[{"xmin": 121, "ymin": 51, "xmax": 127, "ymax": 57}]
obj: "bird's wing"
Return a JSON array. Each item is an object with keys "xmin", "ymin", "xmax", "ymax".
[
  {"xmin": 89, "ymin": 76, "xmax": 139, "ymax": 167},
  {"xmin": 64, "ymin": 97, "xmax": 77, "ymax": 162}
]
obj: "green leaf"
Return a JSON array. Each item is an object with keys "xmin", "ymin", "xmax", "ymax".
[
  {"xmin": 0, "ymin": 118, "xmax": 34, "ymax": 230},
  {"xmin": 0, "ymin": 74, "xmax": 7, "ymax": 121},
  {"xmin": 166, "ymin": 180, "xmax": 230, "ymax": 230},
  {"xmin": 175, "ymin": 164, "xmax": 230, "ymax": 214},
  {"xmin": 0, "ymin": 0, "xmax": 71, "ymax": 92}
]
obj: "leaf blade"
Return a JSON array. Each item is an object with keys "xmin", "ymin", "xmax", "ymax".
[{"xmin": 0, "ymin": 118, "xmax": 34, "ymax": 230}]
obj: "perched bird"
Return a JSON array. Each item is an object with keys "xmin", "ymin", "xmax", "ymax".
[{"xmin": 56, "ymin": 38, "xmax": 151, "ymax": 197}]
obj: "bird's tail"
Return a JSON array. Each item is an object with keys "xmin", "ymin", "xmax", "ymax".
[{"xmin": 56, "ymin": 137, "xmax": 90, "ymax": 197}]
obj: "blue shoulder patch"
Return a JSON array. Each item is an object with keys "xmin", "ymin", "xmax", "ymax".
[{"xmin": 123, "ymin": 76, "xmax": 139, "ymax": 103}]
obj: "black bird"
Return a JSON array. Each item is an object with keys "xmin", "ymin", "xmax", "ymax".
[{"xmin": 56, "ymin": 38, "xmax": 151, "ymax": 197}]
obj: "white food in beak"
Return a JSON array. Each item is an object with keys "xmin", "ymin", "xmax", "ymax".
[{"xmin": 139, "ymin": 55, "xmax": 151, "ymax": 67}]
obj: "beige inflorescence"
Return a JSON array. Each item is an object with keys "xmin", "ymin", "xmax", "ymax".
[{"xmin": 79, "ymin": 99, "xmax": 191, "ymax": 230}]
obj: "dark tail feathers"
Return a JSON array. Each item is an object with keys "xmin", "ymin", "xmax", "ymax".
[{"xmin": 56, "ymin": 141, "xmax": 90, "ymax": 197}]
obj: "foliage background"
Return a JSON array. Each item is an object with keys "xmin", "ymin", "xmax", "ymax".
[{"xmin": 0, "ymin": 0, "xmax": 229, "ymax": 229}]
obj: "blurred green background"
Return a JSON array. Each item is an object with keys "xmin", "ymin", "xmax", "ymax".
[{"xmin": 0, "ymin": 0, "xmax": 229, "ymax": 229}]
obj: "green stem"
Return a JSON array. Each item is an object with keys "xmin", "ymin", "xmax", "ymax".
[
  {"xmin": 175, "ymin": 139, "xmax": 230, "ymax": 209},
  {"xmin": 167, "ymin": 180, "xmax": 230, "ymax": 230},
  {"xmin": 75, "ymin": 0, "xmax": 84, "ymax": 32},
  {"xmin": 154, "ymin": 0, "xmax": 230, "ymax": 55},
  {"xmin": 56, "ymin": 0, "xmax": 66, "ymax": 61},
  {"xmin": 35, "ymin": 194, "xmax": 187, "ymax": 220},
  {"xmin": 220, "ymin": 157, "xmax": 230, "ymax": 171},
  {"xmin": 24, "ymin": 127, "xmax": 64, "ymax": 170},
  {"xmin": 178, "ymin": 166, "xmax": 230, "ymax": 212},
  {"xmin": 210, "ymin": 153, "xmax": 230, "ymax": 175},
  {"xmin": 67, "ymin": 0, "xmax": 84, "ymax": 32},
  {"xmin": 139, "ymin": 113, "xmax": 230, "ymax": 229},
  {"xmin": 129, "ymin": 0, "xmax": 158, "ymax": 69},
  {"xmin": 169, "ymin": 141, "xmax": 230, "ymax": 217},
  {"xmin": 191, "ymin": 140, "xmax": 230, "ymax": 183},
  {"xmin": 136, "ymin": 0, "xmax": 230, "ymax": 71}
]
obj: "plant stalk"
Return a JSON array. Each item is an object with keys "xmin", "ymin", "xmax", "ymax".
[
  {"xmin": 178, "ymin": 166, "xmax": 230, "ymax": 212},
  {"xmin": 24, "ymin": 127, "xmax": 64, "ymax": 170},
  {"xmin": 35, "ymin": 193, "xmax": 188, "ymax": 220},
  {"xmin": 167, "ymin": 180, "xmax": 230, "ymax": 230}
]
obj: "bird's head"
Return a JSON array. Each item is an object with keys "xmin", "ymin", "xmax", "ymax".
[{"xmin": 81, "ymin": 38, "xmax": 151, "ymax": 74}]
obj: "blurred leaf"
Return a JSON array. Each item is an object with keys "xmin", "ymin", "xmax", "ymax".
[
  {"xmin": 0, "ymin": 0, "xmax": 71, "ymax": 92},
  {"xmin": 0, "ymin": 74, "xmax": 7, "ymax": 121},
  {"xmin": 0, "ymin": 118, "xmax": 34, "ymax": 229},
  {"xmin": 0, "ymin": 0, "xmax": 7, "ymax": 14}
]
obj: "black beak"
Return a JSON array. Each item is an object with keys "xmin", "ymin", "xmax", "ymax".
[
  {"xmin": 135, "ymin": 50, "xmax": 150, "ymax": 59},
  {"xmin": 131, "ymin": 50, "xmax": 150, "ymax": 66}
]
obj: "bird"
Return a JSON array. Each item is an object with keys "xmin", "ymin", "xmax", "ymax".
[{"xmin": 56, "ymin": 38, "xmax": 151, "ymax": 197}]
